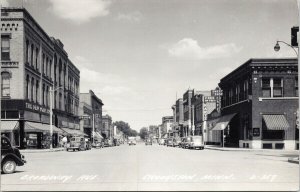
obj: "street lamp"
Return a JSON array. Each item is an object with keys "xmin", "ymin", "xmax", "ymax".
[
  {"xmin": 49, "ymin": 86, "xmax": 63, "ymax": 149},
  {"xmin": 274, "ymin": 40, "xmax": 298, "ymax": 56}
]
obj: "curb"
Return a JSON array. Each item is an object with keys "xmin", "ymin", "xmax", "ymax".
[
  {"xmin": 20, "ymin": 148, "xmax": 66, "ymax": 153},
  {"xmin": 288, "ymin": 157, "xmax": 299, "ymax": 164},
  {"xmin": 204, "ymin": 146, "xmax": 298, "ymax": 153}
]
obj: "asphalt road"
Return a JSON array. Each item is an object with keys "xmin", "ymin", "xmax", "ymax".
[{"xmin": 1, "ymin": 143, "xmax": 299, "ymax": 191}]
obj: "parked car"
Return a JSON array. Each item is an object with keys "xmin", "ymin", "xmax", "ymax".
[
  {"xmin": 128, "ymin": 137, "xmax": 137, "ymax": 145},
  {"xmin": 181, "ymin": 137, "xmax": 192, "ymax": 149},
  {"xmin": 67, "ymin": 136, "xmax": 86, "ymax": 151},
  {"xmin": 172, "ymin": 137, "xmax": 181, "ymax": 147},
  {"xmin": 92, "ymin": 141, "xmax": 104, "ymax": 148},
  {"xmin": 1, "ymin": 136, "xmax": 26, "ymax": 174},
  {"xmin": 85, "ymin": 139, "xmax": 92, "ymax": 150},
  {"xmin": 145, "ymin": 139, "xmax": 152, "ymax": 145},
  {"xmin": 158, "ymin": 139, "xmax": 165, "ymax": 145},
  {"xmin": 104, "ymin": 139, "xmax": 113, "ymax": 147},
  {"xmin": 166, "ymin": 138, "xmax": 173, "ymax": 147},
  {"xmin": 188, "ymin": 136, "xmax": 204, "ymax": 150}
]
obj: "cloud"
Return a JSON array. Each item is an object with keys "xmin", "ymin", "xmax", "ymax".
[
  {"xmin": 1, "ymin": 0, "xmax": 9, "ymax": 7},
  {"xmin": 168, "ymin": 38, "xmax": 242, "ymax": 60},
  {"xmin": 116, "ymin": 11, "xmax": 143, "ymax": 23},
  {"xmin": 48, "ymin": 0, "xmax": 111, "ymax": 24}
]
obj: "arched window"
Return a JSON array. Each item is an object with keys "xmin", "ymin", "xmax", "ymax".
[{"xmin": 1, "ymin": 72, "xmax": 11, "ymax": 97}]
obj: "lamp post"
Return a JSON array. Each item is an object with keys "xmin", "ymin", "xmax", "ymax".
[{"xmin": 49, "ymin": 86, "xmax": 63, "ymax": 149}]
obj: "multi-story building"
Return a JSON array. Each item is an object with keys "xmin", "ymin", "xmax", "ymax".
[
  {"xmin": 172, "ymin": 98, "xmax": 184, "ymax": 137},
  {"xmin": 218, "ymin": 58, "xmax": 298, "ymax": 150},
  {"xmin": 182, "ymin": 89, "xmax": 195, "ymax": 137},
  {"xmin": 161, "ymin": 116, "xmax": 173, "ymax": 137},
  {"xmin": 0, "ymin": 7, "xmax": 81, "ymax": 149},
  {"xmin": 80, "ymin": 90, "xmax": 104, "ymax": 139},
  {"xmin": 102, "ymin": 114, "xmax": 112, "ymax": 139}
]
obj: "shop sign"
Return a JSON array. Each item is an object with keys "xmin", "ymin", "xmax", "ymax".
[
  {"xmin": 26, "ymin": 102, "xmax": 49, "ymax": 114},
  {"xmin": 253, "ymin": 128, "xmax": 260, "ymax": 137},
  {"xmin": 204, "ymin": 96, "xmax": 216, "ymax": 103},
  {"xmin": 211, "ymin": 89, "xmax": 223, "ymax": 96}
]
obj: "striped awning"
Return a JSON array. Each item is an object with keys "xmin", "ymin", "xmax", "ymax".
[
  {"xmin": 1, "ymin": 121, "xmax": 19, "ymax": 132},
  {"xmin": 25, "ymin": 122, "xmax": 63, "ymax": 133},
  {"xmin": 61, "ymin": 128, "xmax": 88, "ymax": 137},
  {"xmin": 93, "ymin": 131, "xmax": 103, "ymax": 139},
  {"xmin": 211, "ymin": 113, "xmax": 236, "ymax": 131},
  {"xmin": 262, "ymin": 115, "xmax": 289, "ymax": 130}
]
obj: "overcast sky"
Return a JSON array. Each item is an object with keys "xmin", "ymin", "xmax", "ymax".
[{"xmin": 2, "ymin": 0, "xmax": 299, "ymax": 131}]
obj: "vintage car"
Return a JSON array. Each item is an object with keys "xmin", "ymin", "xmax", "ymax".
[
  {"xmin": 85, "ymin": 139, "xmax": 92, "ymax": 150},
  {"xmin": 181, "ymin": 137, "xmax": 192, "ymax": 149},
  {"xmin": 172, "ymin": 137, "xmax": 181, "ymax": 147},
  {"xmin": 128, "ymin": 137, "xmax": 137, "ymax": 145},
  {"xmin": 158, "ymin": 139, "xmax": 165, "ymax": 145},
  {"xmin": 188, "ymin": 136, "xmax": 204, "ymax": 150},
  {"xmin": 66, "ymin": 136, "xmax": 86, "ymax": 151},
  {"xmin": 166, "ymin": 138, "xmax": 173, "ymax": 147},
  {"xmin": 1, "ymin": 136, "xmax": 26, "ymax": 174},
  {"xmin": 104, "ymin": 139, "xmax": 113, "ymax": 147},
  {"xmin": 145, "ymin": 139, "xmax": 152, "ymax": 145}
]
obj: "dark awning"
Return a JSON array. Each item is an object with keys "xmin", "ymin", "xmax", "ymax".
[
  {"xmin": 25, "ymin": 122, "xmax": 63, "ymax": 133},
  {"xmin": 211, "ymin": 113, "xmax": 236, "ymax": 131},
  {"xmin": 262, "ymin": 114, "xmax": 289, "ymax": 130},
  {"xmin": 206, "ymin": 118, "xmax": 221, "ymax": 131},
  {"xmin": 61, "ymin": 128, "xmax": 88, "ymax": 137},
  {"xmin": 1, "ymin": 121, "xmax": 19, "ymax": 132}
]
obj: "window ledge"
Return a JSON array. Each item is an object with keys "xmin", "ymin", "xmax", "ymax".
[{"xmin": 259, "ymin": 97, "xmax": 298, "ymax": 101}]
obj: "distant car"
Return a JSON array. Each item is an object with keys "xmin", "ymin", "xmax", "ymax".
[
  {"xmin": 92, "ymin": 141, "xmax": 104, "ymax": 148},
  {"xmin": 181, "ymin": 137, "xmax": 192, "ymax": 149},
  {"xmin": 104, "ymin": 139, "xmax": 113, "ymax": 147},
  {"xmin": 166, "ymin": 138, "xmax": 173, "ymax": 147},
  {"xmin": 128, "ymin": 137, "xmax": 137, "ymax": 145},
  {"xmin": 1, "ymin": 136, "xmax": 26, "ymax": 174},
  {"xmin": 158, "ymin": 139, "xmax": 165, "ymax": 145},
  {"xmin": 188, "ymin": 136, "xmax": 204, "ymax": 150},
  {"xmin": 172, "ymin": 137, "xmax": 181, "ymax": 147},
  {"xmin": 145, "ymin": 139, "xmax": 152, "ymax": 145}
]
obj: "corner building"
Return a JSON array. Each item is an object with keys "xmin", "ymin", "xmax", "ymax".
[
  {"xmin": 0, "ymin": 7, "xmax": 81, "ymax": 149},
  {"xmin": 219, "ymin": 58, "xmax": 298, "ymax": 150}
]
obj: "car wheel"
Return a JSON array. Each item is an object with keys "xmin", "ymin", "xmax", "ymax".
[{"xmin": 2, "ymin": 159, "xmax": 16, "ymax": 174}]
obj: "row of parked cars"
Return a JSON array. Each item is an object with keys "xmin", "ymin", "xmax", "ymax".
[
  {"xmin": 66, "ymin": 136, "xmax": 121, "ymax": 152},
  {"xmin": 159, "ymin": 136, "xmax": 204, "ymax": 150}
]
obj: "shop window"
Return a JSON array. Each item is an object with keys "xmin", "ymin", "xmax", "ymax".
[
  {"xmin": 262, "ymin": 78, "xmax": 271, "ymax": 97},
  {"xmin": 1, "ymin": 71, "xmax": 11, "ymax": 97},
  {"xmin": 1, "ymin": 35, "xmax": 10, "ymax": 60},
  {"xmin": 6, "ymin": 111, "xmax": 19, "ymax": 119},
  {"xmin": 275, "ymin": 143, "xmax": 284, "ymax": 149},
  {"xmin": 262, "ymin": 143, "xmax": 272, "ymax": 149},
  {"xmin": 30, "ymin": 44, "xmax": 34, "ymax": 66},
  {"xmin": 262, "ymin": 129, "xmax": 285, "ymax": 140}
]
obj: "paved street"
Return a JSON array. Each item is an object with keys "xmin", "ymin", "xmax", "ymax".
[{"xmin": 1, "ymin": 143, "xmax": 299, "ymax": 191}]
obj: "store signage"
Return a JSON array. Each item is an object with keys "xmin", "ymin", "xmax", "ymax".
[
  {"xmin": 79, "ymin": 115, "xmax": 90, "ymax": 120},
  {"xmin": 212, "ymin": 89, "xmax": 223, "ymax": 96},
  {"xmin": 253, "ymin": 128, "xmax": 260, "ymax": 137},
  {"xmin": 26, "ymin": 102, "xmax": 49, "ymax": 114},
  {"xmin": 204, "ymin": 96, "xmax": 216, "ymax": 103}
]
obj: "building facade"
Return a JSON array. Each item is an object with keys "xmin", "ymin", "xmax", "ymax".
[
  {"xmin": 161, "ymin": 116, "xmax": 174, "ymax": 137},
  {"xmin": 102, "ymin": 114, "xmax": 112, "ymax": 139},
  {"xmin": 1, "ymin": 7, "xmax": 81, "ymax": 149},
  {"xmin": 218, "ymin": 58, "xmax": 298, "ymax": 150},
  {"xmin": 172, "ymin": 98, "xmax": 184, "ymax": 137},
  {"xmin": 80, "ymin": 90, "xmax": 103, "ymax": 140}
]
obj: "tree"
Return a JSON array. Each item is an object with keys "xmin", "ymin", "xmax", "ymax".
[
  {"xmin": 113, "ymin": 121, "xmax": 137, "ymax": 137},
  {"xmin": 139, "ymin": 127, "xmax": 148, "ymax": 140}
]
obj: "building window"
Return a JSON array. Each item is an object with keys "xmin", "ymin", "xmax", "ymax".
[
  {"xmin": 26, "ymin": 75, "xmax": 29, "ymax": 100},
  {"xmin": 30, "ymin": 44, "xmax": 34, "ymax": 66},
  {"xmin": 35, "ymin": 48, "xmax": 39, "ymax": 70},
  {"xmin": 36, "ymin": 80, "xmax": 39, "ymax": 104},
  {"xmin": 262, "ymin": 78, "xmax": 271, "ymax": 97},
  {"xmin": 1, "ymin": 35, "xmax": 10, "ymax": 60},
  {"xmin": 42, "ymin": 84, "xmax": 45, "ymax": 105},
  {"xmin": 296, "ymin": 77, "xmax": 298, "ymax": 97},
  {"xmin": 59, "ymin": 93, "xmax": 62, "ymax": 110},
  {"xmin": 1, "ymin": 72, "xmax": 11, "ymax": 97},
  {"xmin": 273, "ymin": 78, "xmax": 283, "ymax": 97},
  {"xmin": 31, "ymin": 77, "xmax": 34, "ymax": 102},
  {"xmin": 25, "ymin": 40, "xmax": 29, "ymax": 63},
  {"xmin": 42, "ymin": 54, "xmax": 45, "ymax": 75},
  {"xmin": 46, "ymin": 86, "xmax": 49, "ymax": 107}
]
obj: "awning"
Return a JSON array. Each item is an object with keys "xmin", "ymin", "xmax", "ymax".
[
  {"xmin": 93, "ymin": 131, "xmax": 103, "ymax": 139},
  {"xmin": 61, "ymin": 128, "xmax": 88, "ymax": 136},
  {"xmin": 25, "ymin": 122, "xmax": 63, "ymax": 133},
  {"xmin": 206, "ymin": 118, "xmax": 220, "ymax": 131},
  {"xmin": 1, "ymin": 121, "xmax": 19, "ymax": 132},
  {"xmin": 211, "ymin": 113, "xmax": 236, "ymax": 131},
  {"xmin": 262, "ymin": 114, "xmax": 289, "ymax": 130}
]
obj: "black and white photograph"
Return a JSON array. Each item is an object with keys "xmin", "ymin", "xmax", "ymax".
[{"xmin": 0, "ymin": 0, "xmax": 299, "ymax": 191}]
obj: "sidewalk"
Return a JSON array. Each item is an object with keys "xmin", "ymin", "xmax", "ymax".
[
  {"xmin": 205, "ymin": 145, "xmax": 299, "ymax": 153},
  {"xmin": 20, "ymin": 147, "xmax": 66, "ymax": 153}
]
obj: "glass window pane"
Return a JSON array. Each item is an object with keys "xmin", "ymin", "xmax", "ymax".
[
  {"xmin": 273, "ymin": 88, "xmax": 282, "ymax": 97},
  {"xmin": 262, "ymin": 89, "xmax": 271, "ymax": 97}
]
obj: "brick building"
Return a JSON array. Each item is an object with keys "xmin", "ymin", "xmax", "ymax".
[
  {"xmin": 0, "ymin": 7, "xmax": 81, "ymax": 149},
  {"xmin": 218, "ymin": 58, "xmax": 298, "ymax": 150},
  {"xmin": 171, "ymin": 98, "xmax": 184, "ymax": 137},
  {"xmin": 80, "ymin": 90, "xmax": 103, "ymax": 140},
  {"xmin": 102, "ymin": 114, "xmax": 112, "ymax": 139}
]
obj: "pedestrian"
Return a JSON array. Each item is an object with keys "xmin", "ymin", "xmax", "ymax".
[{"xmin": 62, "ymin": 136, "xmax": 67, "ymax": 148}]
